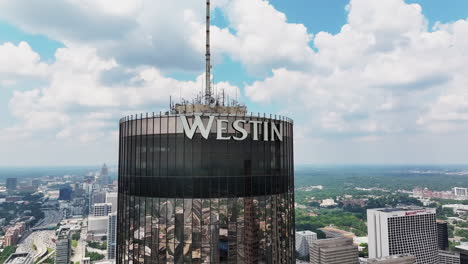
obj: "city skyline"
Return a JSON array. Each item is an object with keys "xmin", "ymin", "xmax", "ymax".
[{"xmin": 1, "ymin": 0, "xmax": 468, "ymax": 166}]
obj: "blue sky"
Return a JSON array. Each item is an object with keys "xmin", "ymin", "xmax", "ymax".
[{"xmin": 0, "ymin": 0, "xmax": 468, "ymax": 165}]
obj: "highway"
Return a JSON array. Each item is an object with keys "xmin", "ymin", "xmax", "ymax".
[
  {"xmin": 17, "ymin": 208, "xmax": 61, "ymax": 261},
  {"xmin": 17, "ymin": 230, "xmax": 55, "ymax": 260},
  {"xmin": 32, "ymin": 209, "xmax": 62, "ymax": 230}
]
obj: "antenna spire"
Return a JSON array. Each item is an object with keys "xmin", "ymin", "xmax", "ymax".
[{"xmin": 205, "ymin": 0, "xmax": 212, "ymax": 104}]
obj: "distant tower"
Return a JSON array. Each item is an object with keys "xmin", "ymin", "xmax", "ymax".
[
  {"xmin": 6, "ymin": 178, "xmax": 17, "ymax": 190},
  {"xmin": 98, "ymin": 163, "xmax": 109, "ymax": 185}
]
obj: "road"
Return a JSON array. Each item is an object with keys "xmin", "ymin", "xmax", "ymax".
[
  {"xmin": 17, "ymin": 209, "xmax": 60, "ymax": 261},
  {"xmin": 33, "ymin": 209, "xmax": 62, "ymax": 230},
  {"xmin": 71, "ymin": 225, "xmax": 87, "ymax": 263},
  {"xmin": 16, "ymin": 230, "xmax": 55, "ymax": 260}
]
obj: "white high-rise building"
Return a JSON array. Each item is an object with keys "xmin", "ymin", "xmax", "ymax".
[
  {"xmin": 105, "ymin": 192, "xmax": 118, "ymax": 213},
  {"xmin": 367, "ymin": 207, "xmax": 438, "ymax": 264},
  {"xmin": 453, "ymin": 187, "xmax": 468, "ymax": 197},
  {"xmin": 107, "ymin": 213, "xmax": 117, "ymax": 260},
  {"xmin": 93, "ymin": 203, "xmax": 112, "ymax": 217},
  {"xmin": 295, "ymin": 230, "xmax": 317, "ymax": 257}
]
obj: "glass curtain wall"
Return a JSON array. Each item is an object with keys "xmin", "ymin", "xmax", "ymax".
[{"xmin": 117, "ymin": 114, "xmax": 294, "ymax": 264}]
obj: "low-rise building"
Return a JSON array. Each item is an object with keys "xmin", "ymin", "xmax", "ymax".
[
  {"xmin": 3, "ymin": 222, "xmax": 27, "ymax": 246},
  {"xmin": 320, "ymin": 199, "xmax": 336, "ymax": 207},
  {"xmin": 310, "ymin": 237, "xmax": 359, "ymax": 264}
]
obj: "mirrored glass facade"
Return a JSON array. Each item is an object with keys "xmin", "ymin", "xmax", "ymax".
[{"xmin": 117, "ymin": 113, "xmax": 294, "ymax": 263}]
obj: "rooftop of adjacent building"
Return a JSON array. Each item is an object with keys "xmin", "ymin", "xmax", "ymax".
[
  {"xmin": 438, "ymin": 250, "xmax": 460, "ymax": 256},
  {"xmin": 296, "ymin": 230, "xmax": 317, "ymax": 236},
  {"xmin": 370, "ymin": 206, "xmax": 434, "ymax": 213},
  {"xmin": 94, "ymin": 203, "xmax": 112, "ymax": 207},
  {"xmin": 371, "ymin": 254, "xmax": 415, "ymax": 260},
  {"xmin": 312, "ymin": 236, "xmax": 355, "ymax": 246},
  {"xmin": 57, "ymin": 228, "xmax": 70, "ymax": 238},
  {"xmin": 455, "ymin": 242, "xmax": 468, "ymax": 252}
]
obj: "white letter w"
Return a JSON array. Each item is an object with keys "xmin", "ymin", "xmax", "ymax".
[{"xmin": 180, "ymin": 116, "xmax": 214, "ymax": 139}]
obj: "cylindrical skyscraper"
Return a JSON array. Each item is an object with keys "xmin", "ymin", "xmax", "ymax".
[{"xmin": 117, "ymin": 110, "xmax": 295, "ymax": 263}]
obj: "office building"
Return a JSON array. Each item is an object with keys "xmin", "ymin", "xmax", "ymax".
[
  {"xmin": 360, "ymin": 254, "xmax": 416, "ymax": 263},
  {"xmin": 6, "ymin": 178, "xmax": 17, "ymax": 190},
  {"xmin": 439, "ymin": 251, "xmax": 461, "ymax": 264},
  {"xmin": 91, "ymin": 190, "xmax": 106, "ymax": 204},
  {"xmin": 310, "ymin": 237, "xmax": 359, "ymax": 264},
  {"xmin": 59, "ymin": 187, "xmax": 73, "ymax": 201},
  {"xmin": 31, "ymin": 179, "xmax": 41, "ymax": 188},
  {"xmin": 55, "ymin": 229, "xmax": 71, "ymax": 264},
  {"xmin": 367, "ymin": 207, "xmax": 438, "ymax": 264},
  {"xmin": 437, "ymin": 220, "xmax": 449, "ymax": 250},
  {"xmin": 107, "ymin": 213, "xmax": 117, "ymax": 260},
  {"xmin": 296, "ymin": 230, "xmax": 317, "ymax": 257},
  {"xmin": 90, "ymin": 190, "xmax": 106, "ymax": 213},
  {"xmin": 4, "ymin": 253, "xmax": 33, "ymax": 264},
  {"xmin": 105, "ymin": 192, "xmax": 118, "ymax": 213},
  {"xmin": 453, "ymin": 187, "xmax": 468, "ymax": 197},
  {"xmin": 93, "ymin": 203, "xmax": 112, "ymax": 216}
]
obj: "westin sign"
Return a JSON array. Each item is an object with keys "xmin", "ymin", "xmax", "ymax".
[{"xmin": 180, "ymin": 116, "xmax": 283, "ymax": 141}]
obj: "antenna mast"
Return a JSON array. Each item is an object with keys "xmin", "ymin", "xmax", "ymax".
[{"xmin": 205, "ymin": 0, "xmax": 212, "ymax": 104}]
